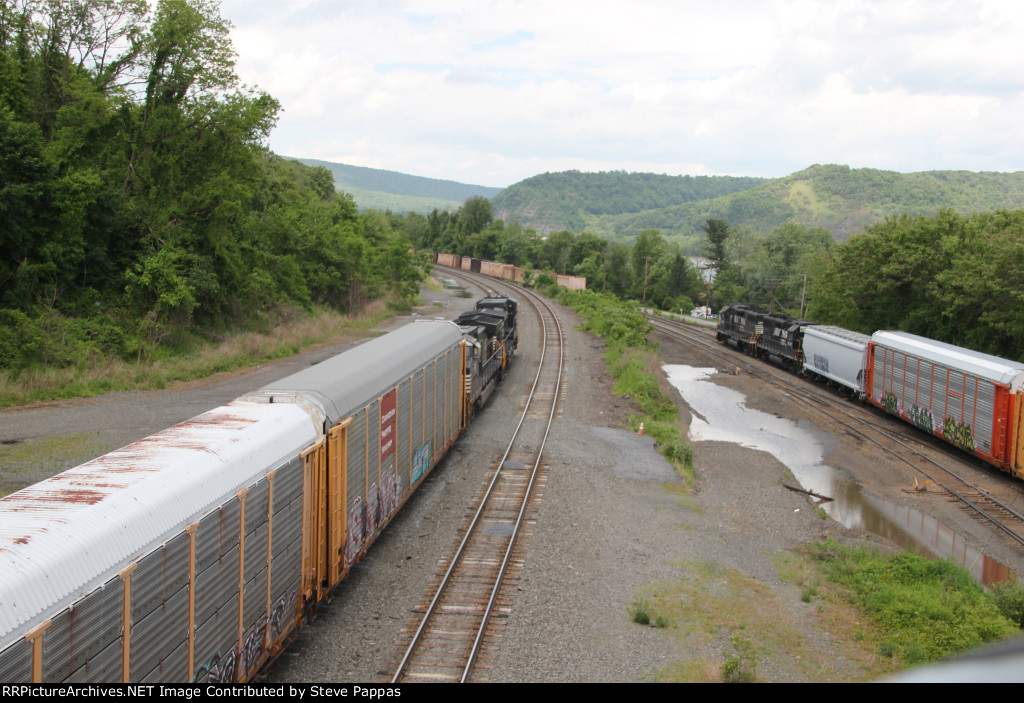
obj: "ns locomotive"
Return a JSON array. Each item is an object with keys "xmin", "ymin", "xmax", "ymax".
[
  {"xmin": 0, "ymin": 296, "xmax": 518, "ymax": 683},
  {"xmin": 716, "ymin": 303, "xmax": 1024, "ymax": 478}
]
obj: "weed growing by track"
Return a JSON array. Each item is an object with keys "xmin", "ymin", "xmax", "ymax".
[
  {"xmin": 806, "ymin": 539, "xmax": 1020, "ymax": 666},
  {"xmin": 550, "ymin": 288, "xmax": 693, "ymax": 483}
]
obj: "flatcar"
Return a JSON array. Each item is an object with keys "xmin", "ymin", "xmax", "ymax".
[
  {"xmin": 715, "ymin": 304, "xmax": 1024, "ymax": 478},
  {"xmin": 0, "ymin": 305, "xmax": 517, "ymax": 683}
]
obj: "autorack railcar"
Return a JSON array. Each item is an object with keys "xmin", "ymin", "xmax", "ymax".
[
  {"xmin": 0, "ymin": 307, "xmax": 517, "ymax": 683},
  {"xmin": 866, "ymin": 331, "xmax": 1024, "ymax": 474}
]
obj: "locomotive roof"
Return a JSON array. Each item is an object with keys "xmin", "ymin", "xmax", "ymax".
[
  {"xmin": 872, "ymin": 331, "xmax": 1024, "ymax": 389},
  {"xmin": 0, "ymin": 402, "xmax": 316, "ymax": 646},
  {"xmin": 253, "ymin": 320, "xmax": 464, "ymax": 426},
  {"xmin": 476, "ymin": 296, "xmax": 517, "ymax": 312}
]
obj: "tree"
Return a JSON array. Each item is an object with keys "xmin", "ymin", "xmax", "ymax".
[
  {"xmin": 702, "ymin": 218, "xmax": 730, "ymax": 270},
  {"xmin": 631, "ymin": 229, "xmax": 667, "ymax": 300}
]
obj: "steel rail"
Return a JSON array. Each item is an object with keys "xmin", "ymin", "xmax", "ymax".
[
  {"xmin": 391, "ymin": 271, "xmax": 563, "ymax": 682},
  {"xmin": 461, "ymin": 287, "xmax": 563, "ymax": 681}
]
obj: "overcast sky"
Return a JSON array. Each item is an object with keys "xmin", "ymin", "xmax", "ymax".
[{"xmin": 220, "ymin": 0, "xmax": 1024, "ymax": 187}]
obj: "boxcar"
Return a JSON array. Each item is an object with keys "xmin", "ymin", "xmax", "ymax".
[
  {"xmin": 0, "ymin": 321, "xmax": 469, "ymax": 683},
  {"xmin": 866, "ymin": 331, "xmax": 1024, "ymax": 474}
]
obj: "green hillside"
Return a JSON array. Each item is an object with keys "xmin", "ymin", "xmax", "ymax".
[
  {"xmin": 491, "ymin": 170, "xmax": 766, "ymax": 233},
  {"xmin": 293, "ymin": 158, "xmax": 502, "ymax": 213},
  {"xmin": 494, "ymin": 165, "xmax": 1024, "ymax": 243}
]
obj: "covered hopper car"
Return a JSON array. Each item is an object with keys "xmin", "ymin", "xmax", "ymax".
[{"xmin": 0, "ymin": 303, "xmax": 518, "ymax": 683}]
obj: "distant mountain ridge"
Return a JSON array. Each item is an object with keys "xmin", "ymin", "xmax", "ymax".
[
  {"xmin": 494, "ymin": 165, "xmax": 1024, "ymax": 242},
  {"xmin": 492, "ymin": 170, "xmax": 767, "ymax": 234},
  {"xmin": 290, "ymin": 158, "xmax": 1024, "ymax": 243},
  {"xmin": 291, "ymin": 157, "xmax": 502, "ymax": 213}
]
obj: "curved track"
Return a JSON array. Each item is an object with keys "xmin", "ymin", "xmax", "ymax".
[
  {"xmin": 390, "ymin": 269, "xmax": 565, "ymax": 683},
  {"xmin": 648, "ymin": 313, "xmax": 1024, "ymax": 550}
]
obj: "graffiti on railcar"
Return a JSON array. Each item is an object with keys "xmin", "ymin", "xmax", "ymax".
[
  {"xmin": 907, "ymin": 404, "xmax": 936, "ymax": 433},
  {"xmin": 379, "ymin": 467, "xmax": 398, "ymax": 521},
  {"xmin": 943, "ymin": 417, "xmax": 976, "ymax": 452},
  {"xmin": 193, "ymin": 586, "xmax": 300, "ymax": 683},
  {"xmin": 880, "ymin": 392, "xmax": 900, "ymax": 416},
  {"xmin": 194, "ymin": 648, "xmax": 237, "ymax": 684},
  {"xmin": 345, "ymin": 496, "xmax": 364, "ymax": 565},
  {"xmin": 366, "ymin": 482, "xmax": 380, "ymax": 535},
  {"xmin": 412, "ymin": 442, "xmax": 431, "ymax": 483}
]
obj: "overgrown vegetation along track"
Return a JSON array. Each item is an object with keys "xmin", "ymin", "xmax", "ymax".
[
  {"xmin": 390, "ymin": 270, "xmax": 564, "ymax": 683},
  {"xmin": 647, "ymin": 314, "xmax": 1024, "ymax": 551}
]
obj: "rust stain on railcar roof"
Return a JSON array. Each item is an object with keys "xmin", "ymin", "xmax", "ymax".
[
  {"xmin": 4, "ymin": 486, "xmax": 108, "ymax": 506},
  {"xmin": 77, "ymin": 411, "xmax": 262, "ymax": 472}
]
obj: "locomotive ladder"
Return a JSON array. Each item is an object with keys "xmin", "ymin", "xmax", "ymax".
[{"xmin": 390, "ymin": 286, "xmax": 564, "ymax": 683}]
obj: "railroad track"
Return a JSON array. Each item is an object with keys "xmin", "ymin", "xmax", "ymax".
[
  {"xmin": 389, "ymin": 270, "xmax": 564, "ymax": 683},
  {"xmin": 647, "ymin": 313, "xmax": 1024, "ymax": 551}
]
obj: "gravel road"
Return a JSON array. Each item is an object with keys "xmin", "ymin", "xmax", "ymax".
[{"xmin": 4, "ymin": 287, "xmax": 1023, "ymax": 682}]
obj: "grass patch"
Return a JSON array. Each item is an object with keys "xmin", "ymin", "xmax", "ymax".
[
  {"xmin": 0, "ymin": 301, "xmax": 396, "ymax": 408},
  {"xmin": 806, "ymin": 539, "xmax": 1020, "ymax": 667},
  {"xmin": 631, "ymin": 596, "xmax": 669, "ymax": 628},
  {"xmin": 641, "ymin": 561, "xmax": 868, "ymax": 682},
  {"xmin": 0, "ymin": 432, "xmax": 114, "ymax": 496}
]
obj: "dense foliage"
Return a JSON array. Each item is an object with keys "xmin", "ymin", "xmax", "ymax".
[
  {"xmin": 808, "ymin": 210, "xmax": 1024, "ymax": 361},
  {"xmin": 0, "ymin": 0, "xmax": 421, "ymax": 372}
]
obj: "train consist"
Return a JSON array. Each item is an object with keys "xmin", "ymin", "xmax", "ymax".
[
  {"xmin": 0, "ymin": 296, "xmax": 518, "ymax": 683},
  {"xmin": 435, "ymin": 252, "xmax": 587, "ymax": 291},
  {"xmin": 716, "ymin": 303, "xmax": 1024, "ymax": 477}
]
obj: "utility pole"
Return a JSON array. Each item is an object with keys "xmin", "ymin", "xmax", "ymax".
[{"xmin": 642, "ymin": 257, "xmax": 649, "ymax": 304}]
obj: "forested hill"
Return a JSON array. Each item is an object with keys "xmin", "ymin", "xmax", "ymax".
[
  {"xmin": 496, "ymin": 165, "xmax": 1024, "ymax": 242},
  {"xmin": 294, "ymin": 158, "xmax": 503, "ymax": 213},
  {"xmin": 491, "ymin": 171, "xmax": 767, "ymax": 234}
]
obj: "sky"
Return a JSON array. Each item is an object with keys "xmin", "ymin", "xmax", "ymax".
[{"xmin": 219, "ymin": 0, "xmax": 1024, "ymax": 187}]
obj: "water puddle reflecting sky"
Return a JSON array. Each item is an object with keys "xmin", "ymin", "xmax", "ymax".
[{"xmin": 664, "ymin": 364, "xmax": 1014, "ymax": 585}]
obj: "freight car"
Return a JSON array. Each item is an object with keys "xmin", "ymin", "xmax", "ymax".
[
  {"xmin": 0, "ymin": 307, "xmax": 518, "ymax": 683},
  {"xmin": 801, "ymin": 325, "xmax": 872, "ymax": 396},
  {"xmin": 866, "ymin": 331, "xmax": 1024, "ymax": 474},
  {"xmin": 715, "ymin": 304, "xmax": 1024, "ymax": 478}
]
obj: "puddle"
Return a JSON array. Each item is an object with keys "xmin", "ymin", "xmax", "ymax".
[{"xmin": 664, "ymin": 364, "xmax": 1015, "ymax": 586}]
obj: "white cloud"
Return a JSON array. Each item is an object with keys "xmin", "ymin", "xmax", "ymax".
[{"xmin": 221, "ymin": 0, "xmax": 1024, "ymax": 186}]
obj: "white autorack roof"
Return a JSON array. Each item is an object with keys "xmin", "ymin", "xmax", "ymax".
[
  {"xmin": 0, "ymin": 402, "xmax": 317, "ymax": 647},
  {"xmin": 872, "ymin": 331, "xmax": 1024, "ymax": 389}
]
